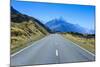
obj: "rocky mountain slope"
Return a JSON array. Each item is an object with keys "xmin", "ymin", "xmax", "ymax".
[{"xmin": 11, "ymin": 7, "xmax": 49, "ymax": 54}]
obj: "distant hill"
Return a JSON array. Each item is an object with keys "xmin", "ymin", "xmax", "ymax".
[
  {"xmin": 11, "ymin": 7, "xmax": 49, "ymax": 53},
  {"xmin": 45, "ymin": 18, "xmax": 95, "ymax": 34}
]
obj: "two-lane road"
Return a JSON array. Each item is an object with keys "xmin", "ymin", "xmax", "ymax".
[{"xmin": 11, "ymin": 34, "xmax": 95, "ymax": 66}]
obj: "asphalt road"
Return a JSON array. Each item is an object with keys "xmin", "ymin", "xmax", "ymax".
[{"xmin": 11, "ymin": 34, "xmax": 95, "ymax": 66}]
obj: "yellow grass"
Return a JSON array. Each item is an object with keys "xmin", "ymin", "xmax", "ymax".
[
  {"xmin": 62, "ymin": 33, "xmax": 95, "ymax": 54},
  {"xmin": 11, "ymin": 21, "xmax": 48, "ymax": 54}
]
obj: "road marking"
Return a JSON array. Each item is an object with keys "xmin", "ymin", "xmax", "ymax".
[
  {"xmin": 66, "ymin": 39, "xmax": 95, "ymax": 57},
  {"xmin": 11, "ymin": 43, "xmax": 34, "ymax": 57},
  {"xmin": 11, "ymin": 34, "xmax": 52, "ymax": 57},
  {"xmin": 56, "ymin": 49, "xmax": 58, "ymax": 56},
  {"xmin": 11, "ymin": 38, "xmax": 45, "ymax": 57}
]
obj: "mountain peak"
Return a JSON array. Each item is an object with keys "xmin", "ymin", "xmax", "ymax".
[
  {"xmin": 54, "ymin": 17, "xmax": 66, "ymax": 22},
  {"xmin": 46, "ymin": 17, "xmax": 67, "ymax": 25}
]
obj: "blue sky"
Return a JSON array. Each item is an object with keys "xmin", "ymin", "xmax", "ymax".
[{"xmin": 11, "ymin": 0, "xmax": 95, "ymax": 30}]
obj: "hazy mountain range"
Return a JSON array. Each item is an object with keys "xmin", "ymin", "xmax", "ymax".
[{"xmin": 46, "ymin": 18, "xmax": 95, "ymax": 34}]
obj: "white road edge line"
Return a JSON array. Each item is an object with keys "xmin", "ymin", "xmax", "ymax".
[
  {"xmin": 11, "ymin": 34, "xmax": 51, "ymax": 57},
  {"xmin": 66, "ymin": 39, "xmax": 95, "ymax": 56},
  {"xmin": 11, "ymin": 38, "xmax": 43, "ymax": 57},
  {"xmin": 11, "ymin": 43, "xmax": 34, "ymax": 57},
  {"xmin": 56, "ymin": 49, "xmax": 58, "ymax": 56}
]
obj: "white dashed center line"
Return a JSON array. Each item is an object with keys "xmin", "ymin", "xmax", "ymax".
[{"xmin": 56, "ymin": 49, "xmax": 58, "ymax": 56}]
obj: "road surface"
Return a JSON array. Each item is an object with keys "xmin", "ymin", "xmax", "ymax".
[{"xmin": 11, "ymin": 34, "xmax": 95, "ymax": 66}]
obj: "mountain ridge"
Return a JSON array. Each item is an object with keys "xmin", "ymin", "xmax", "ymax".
[
  {"xmin": 11, "ymin": 6, "xmax": 49, "ymax": 53},
  {"xmin": 45, "ymin": 18, "xmax": 94, "ymax": 34}
]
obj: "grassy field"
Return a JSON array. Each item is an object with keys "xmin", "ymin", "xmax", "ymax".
[{"xmin": 61, "ymin": 33, "xmax": 95, "ymax": 54}]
